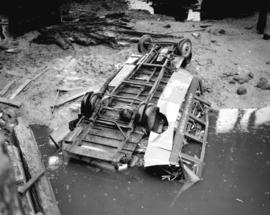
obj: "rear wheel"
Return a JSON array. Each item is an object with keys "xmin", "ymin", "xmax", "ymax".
[
  {"xmin": 81, "ymin": 91, "xmax": 93, "ymax": 117},
  {"xmin": 81, "ymin": 92, "xmax": 101, "ymax": 117}
]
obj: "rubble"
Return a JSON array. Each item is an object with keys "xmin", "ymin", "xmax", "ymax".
[
  {"xmin": 256, "ymin": 77, "xmax": 270, "ymax": 90},
  {"xmin": 236, "ymin": 86, "xmax": 247, "ymax": 95}
]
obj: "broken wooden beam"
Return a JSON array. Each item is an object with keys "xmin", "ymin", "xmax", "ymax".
[
  {"xmin": 0, "ymin": 80, "xmax": 15, "ymax": 96},
  {"xmin": 18, "ymin": 170, "xmax": 45, "ymax": 195},
  {"xmin": 9, "ymin": 67, "xmax": 49, "ymax": 100},
  {"xmin": 0, "ymin": 96, "xmax": 22, "ymax": 108},
  {"xmin": 14, "ymin": 118, "xmax": 61, "ymax": 215},
  {"xmin": 53, "ymin": 88, "xmax": 92, "ymax": 108},
  {"xmin": 9, "ymin": 79, "xmax": 31, "ymax": 100}
]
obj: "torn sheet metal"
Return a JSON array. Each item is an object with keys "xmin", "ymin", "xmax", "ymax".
[{"xmin": 144, "ymin": 69, "xmax": 193, "ymax": 167}]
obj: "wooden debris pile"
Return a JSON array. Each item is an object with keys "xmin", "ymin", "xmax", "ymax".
[{"xmin": 32, "ymin": 12, "xmax": 182, "ymax": 49}]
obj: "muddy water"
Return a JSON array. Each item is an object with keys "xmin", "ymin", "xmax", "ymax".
[{"xmin": 31, "ymin": 112, "xmax": 270, "ymax": 215}]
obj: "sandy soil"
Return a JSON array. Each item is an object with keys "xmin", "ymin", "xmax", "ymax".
[{"xmin": 0, "ymin": 3, "xmax": 270, "ymax": 128}]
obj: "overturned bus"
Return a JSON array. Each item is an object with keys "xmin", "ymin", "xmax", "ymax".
[{"xmin": 62, "ymin": 35, "xmax": 211, "ymax": 182}]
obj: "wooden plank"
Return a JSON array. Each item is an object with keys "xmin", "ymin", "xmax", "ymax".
[
  {"xmin": 57, "ymin": 87, "xmax": 83, "ymax": 92},
  {"xmin": 0, "ymin": 80, "xmax": 15, "ymax": 96},
  {"xmin": 5, "ymin": 144, "xmax": 35, "ymax": 214},
  {"xmin": 18, "ymin": 170, "xmax": 45, "ymax": 195},
  {"xmin": 53, "ymin": 88, "xmax": 92, "ymax": 108},
  {"xmin": 8, "ymin": 67, "xmax": 48, "ymax": 100},
  {"xmin": 14, "ymin": 118, "xmax": 61, "ymax": 215},
  {"xmin": 32, "ymin": 67, "xmax": 49, "ymax": 81},
  {"xmin": 9, "ymin": 79, "xmax": 31, "ymax": 100},
  {"xmin": 0, "ymin": 96, "xmax": 22, "ymax": 108}
]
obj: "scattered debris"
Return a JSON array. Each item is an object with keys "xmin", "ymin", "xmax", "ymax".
[
  {"xmin": 5, "ymin": 48, "xmax": 21, "ymax": 54},
  {"xmin": 32, "ymin": 30, "xmax": 72, "ymax": 50},
  {"xmin": 244, "ymin": 26, "xmax": 253, "ymax": 30},
  {"xmin": 17, "ymin": 170, "xmax": 45, "ymax": 195},
  {"xmin": 222, "ymin": 71, "xmax": 238, "ymax": 78},
  {"xmin": 237, "ymin": 86, "xmax": 247, "ymax": 95},
  {"xmin": 192, "ymin": 32, "xmax": 201, "ymax": 39},
  {"xmin": 163, "ymin": 24, "xmax": 171, "ymax": 28},
  {"xmin": 256, "ymin": 77, "xmax": 270, "ymax": 90},
  {"xmin": 236, "ymin": 198, "xmax": 244, "ymax": 203},
  {"xmin": 57, "ymin": 87, "xmax": 84, "ymax": 93}
]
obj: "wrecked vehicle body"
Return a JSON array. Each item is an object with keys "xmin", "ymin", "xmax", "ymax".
[{"xmin": 62, "ymin": 35, "xmax": 210, "ymax": 181}]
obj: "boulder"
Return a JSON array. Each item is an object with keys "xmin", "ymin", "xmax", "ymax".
[{"xmin": 236, "ymin": 86, "xmax": 247, "ymax": 95}]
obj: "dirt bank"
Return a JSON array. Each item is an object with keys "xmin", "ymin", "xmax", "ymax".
[{"xmin": 0, "ymin": 1, "xmax": 270, "ymax": 126}]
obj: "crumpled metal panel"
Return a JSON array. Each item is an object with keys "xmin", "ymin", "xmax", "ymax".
[{"xmin": 144, "ymin": 69, "xmax": 193, "ymax": 167}]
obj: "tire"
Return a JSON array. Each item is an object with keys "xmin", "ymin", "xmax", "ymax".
[
  {"xmin": 181, "ymin": 52, "xmax": 192, "ymax": 68},
  {"xmin": 81, "ymin": 91, "xmax": 93, "ymax": 117},
  {"xmin": 138, "ymin": 35, "xmax": 153, "ymax": 54},
  {"xmin": 175, "ymin": 38, "xmax": 192, "ymax": 58}
]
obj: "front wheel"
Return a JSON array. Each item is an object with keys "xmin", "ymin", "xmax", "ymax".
[
  {"xmin": 175, "ymin": 38, "xmax": 192, "ymax": 58},
  {"xmin": 137, "ymin": 34, "xmax": 153, "ymax": 54}
]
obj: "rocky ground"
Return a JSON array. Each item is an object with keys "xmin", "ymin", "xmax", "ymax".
[{"xmin": 0, "ymin": 1, "xmax": 270, "ymax": 130}]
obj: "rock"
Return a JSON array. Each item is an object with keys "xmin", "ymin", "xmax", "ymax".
[
  {"xmin": 0, "ymin": 63, "xmax": 3, "ymax": 70},
  {"xmin": 248, "ymin": 72, "xmax": 254, "ymax": 79},
  {"xmin": 219, "ymin": 29, "xmax": 226, "ymax": 34},
  {"xmin": 163, "ymin": 24, "xmax": 171, "ymax": 28},
  {"xmin": 203, "ymin": 87, "xmax": 213, "ymax": 93},
  {"xmin": 229, "ymin": 80, "xmax": 236, "ymax": 84},
  {"xmin": 256, "ymin": 77, "xmax": 270, "ymax": 90},
  {"xmin": 233, "ymin": 72, "xmax": 254, "ymax": 84},
  {"xmin": 222, "ymin": 71, "xmax": 237, "ymax": 77},
  {"xmin": 236, "ymin": 86, "xmax": 247, "ymax": 95},
  {"xmin": 266, "ymin": 61, "xmax": 270, "ymax": 65},
  {"xmin": 244, "ymin": 26, "xmax": 253, "ymax": 30},
  {"xmin": 191, "ymin": 32, "xmax": 200, "ymax": 39}
]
